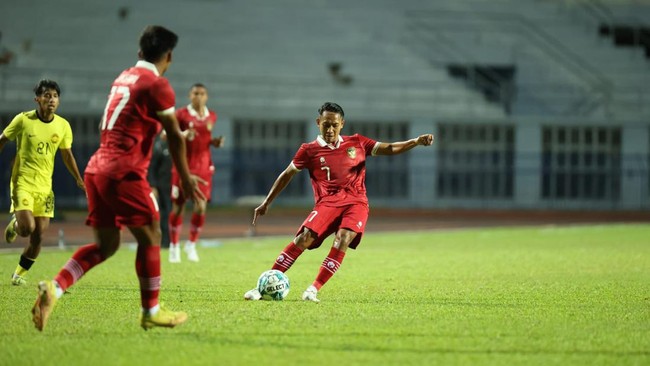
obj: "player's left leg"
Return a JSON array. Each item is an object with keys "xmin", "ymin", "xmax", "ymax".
[
  {"xmin": 302, "ymin": 228, "xmax": 356, "ymax": 303},
  {"xmin": 6, "ymin": 190, "xmax": 36, "ymax": 243},
  {"xmin": 11, "ymin": 209, "xmax": 35, "ymax": 238},
  {"xmin": 33, "ymin": 228, "xmax": 118, "ymax": 331}
]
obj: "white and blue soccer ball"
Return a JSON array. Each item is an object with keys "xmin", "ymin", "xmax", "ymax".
[{"xmin": 257, "ymin": 269, "xmax": 290, "ymax": 301}]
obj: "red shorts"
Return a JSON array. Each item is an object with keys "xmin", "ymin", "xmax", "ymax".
[
  {"xmin": 85, "ymin": 173, "xmax": 159, "ymax": 228},
  {"xmin": 297, "ymin": 203, "xmax": 369, "ymax": 250},
  {"xmin": 171, "ymin": 169, "xmax": 213, "ymax": 204}
]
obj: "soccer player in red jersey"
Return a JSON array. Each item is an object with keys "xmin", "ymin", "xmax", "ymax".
[
  {"xmin": 31, "ymin": 25, "xmax": 205, "ymax": 331},
  {"xmin": 244, "ymin": 102, "xmax": 434, "ymax": 302},
  {"xmin": 168, "ymin": 83, "xmax": 224, "ymax": 263}
]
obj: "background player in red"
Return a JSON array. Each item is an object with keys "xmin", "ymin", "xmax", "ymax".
[
  {"xmin": 244, "ymin": 102, "xmax": 434, "ymax": 302},
  {"xmin": 168, "ymin": 83, "xmax": 224, "ymax": 263},
  {"xmin": 31, "ymin": 25, "xmax": 205, "ymax": 331}
]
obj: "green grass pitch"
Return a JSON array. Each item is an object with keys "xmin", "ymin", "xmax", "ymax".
[{"xmin": 0, "ymin": 224, "xmax": 649, "ymax": 365}]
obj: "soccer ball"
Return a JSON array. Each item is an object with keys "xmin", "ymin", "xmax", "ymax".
[{"xmin": 257, "ymin": 269, "xmax": 290, "ymax": 301}]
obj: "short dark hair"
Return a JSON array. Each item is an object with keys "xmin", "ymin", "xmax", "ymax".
[
  {"xmin": 318, "ymin": 102, "xmax": 344, "ymax": 117},
  {"xmin": 190, "ymin": 83, "xmax": 207, "ymax": 90},
  {"xmin": 139, "ymin": 25, "xmax": 178, "ymax": 62},
  {"xmin": 34, "ymin": 79, "xmax": 61, "ymax": 96}
]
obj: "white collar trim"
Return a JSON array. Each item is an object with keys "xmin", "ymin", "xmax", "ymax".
[
  {"xmin": 135, "ymin": 60, "xmax": 160, "ymax": 76},
  {"xmin": 317, "ymin": 135, "xmax": 344, "ymax": 149},
  {"xmin": 187, "ymin": 104, "xmax": 209, "ymax": 119}
]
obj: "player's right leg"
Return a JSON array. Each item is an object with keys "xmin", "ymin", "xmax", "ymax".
[
  {"xmin": 32, "ymin": 280, "xmax": 59, "ymax": 331},
  {"xmin": 32, "ymin": 229, "xmax": 117, "ymax": 331}
]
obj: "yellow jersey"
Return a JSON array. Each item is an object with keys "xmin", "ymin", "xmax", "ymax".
[{"xmin": 2, "ymin": 110, "xmax": 73, "ymax": 193}]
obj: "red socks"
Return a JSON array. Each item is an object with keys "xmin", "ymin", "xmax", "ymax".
[
  {"xmin": 54, "ymin": 243, "xmax": 161, "ymax": 310},
  {"xmin": 271, "ymin": 242, "xmax": 304, "ymax": 272},
  {"xmin": 313, "ymin": 247, "xmax": 346, "ymax": 290},
  {"xmin": 54, "ymin": 243, "xmax": 105, "ymax": 291},
  {"xmin": 169, "ymin": 213, "xmax": 205, "ymax": 244},
  {"xmin": 270, "ymin": 244, "xmax": 346, "ymax": 291},
  {"xmin": 189, "ymin": 213, "xmax": 205, "ymax": 243},
  {"xmin": 169, "ymin": 212, "xmax": 182, "ymax": 245},
  {"xmin": 135, "ymin": 245, "xmax": 161, "ymax": 310}
]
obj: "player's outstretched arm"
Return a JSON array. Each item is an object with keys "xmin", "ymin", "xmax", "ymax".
[
  {"xmin": 252, "ymin": 164, "xmax": 299, "ymax": 225},
  {"xmin": 59, "ymin": 148, "xmax": 85, "ymax": 192},
  {"xmin": 159, "ymin": 113, "xmax": 206, "ymax": 205},
  {"xmin": 374, "ymin": 134, "xmax": 434, "ymax": 156}
]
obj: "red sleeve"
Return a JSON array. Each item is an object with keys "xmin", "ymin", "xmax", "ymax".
[
  {"xmin": 151, "ymin": 77, "xmax": 175, "ymax": 113},
  {"xmin": 291, "ymin": 143, "xmax": 310, "ymax": 170},
  {"xmin": 356, "ymin": 134, "xmax": 378, "ymax": 156}
]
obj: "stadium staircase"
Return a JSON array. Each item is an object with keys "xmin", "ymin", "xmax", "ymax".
[
  {"xmin": 0, "ymin": 0, "xmax": 504, "ymax": 119},
  {"xmin": 0, "ymin": 0, "xmax": 648, "ymax": 120},
  {"xmin": 401, "ymin": 0, "xmax": 650, "ymax": 119}
]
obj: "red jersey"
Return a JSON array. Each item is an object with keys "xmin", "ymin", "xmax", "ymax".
[
  {"xmin": 174, "ymin": 104, "xmax": 217, "ymax": 173},
  {"xmin": 292, "ymin": 134, "xmax": 379, "ymax": 207},
  {"xmin": 85, "ymin": 61, "xmax": 175, "ymax": 180}
]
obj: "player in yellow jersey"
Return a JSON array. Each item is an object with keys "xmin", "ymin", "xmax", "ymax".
[{"xmin": 0, "ymin": 79, "xmax": 85, "ymax": 285}]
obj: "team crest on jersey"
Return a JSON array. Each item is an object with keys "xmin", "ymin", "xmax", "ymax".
[
  {"xmin": 207, "ymin": 122, "xmax": 213, "ymax": 131},
  {"xmin": 50, "ymin": 134, "xmax": 59, "ymax": 143},
  {"xmin": 346, "ymin": 147, "xmax": 356, "ymax": 159}
]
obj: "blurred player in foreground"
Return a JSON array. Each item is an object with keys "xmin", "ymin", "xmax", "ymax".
[
  {"xmin": 0, "ymin": 79, "xmax": 85, "ymax": 286},
  {"xmin": 32, "ymin": 25, "xmax": 205, "ymax": 331},
  {"xmin": 244, "ymin": 102, "xmax": 433, "ymax": 302},
  {"xmin": 168, "ymin": 83, "xmax": 224, "ymax": 263}
]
